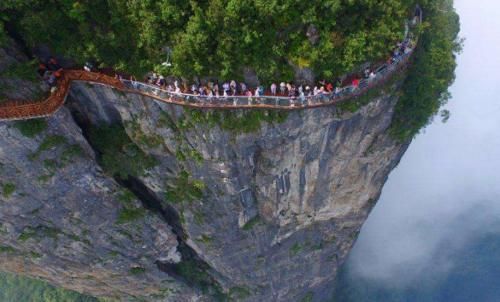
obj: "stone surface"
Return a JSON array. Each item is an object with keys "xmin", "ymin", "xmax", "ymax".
[
  {"xmin": 0, "ymin": 38, "xmax": 410, "ymax": 302},
  {"xmin": 65, "ymin": 80, "xmax": 409, "ymax": 301},
  {"xmin": 0, "ymin": 108, "xmax": 199, "ymax": 301}
]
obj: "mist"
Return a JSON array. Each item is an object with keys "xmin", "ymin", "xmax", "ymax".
[{"xmin": 342, "ymin": 0, "xmax": 500, "ymax": 290}]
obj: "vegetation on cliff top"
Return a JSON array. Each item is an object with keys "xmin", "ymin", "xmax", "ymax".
[
  {"xmin": 0, "ymin": 1, "xmax": 459, "ymax": 139},
  {"xmin": 390, "ymin": 0, "xmax": 461, "ymax": 140},
  {"xmin": 1, "ymin": 0, "xmax": 417, "ymax": 80}
]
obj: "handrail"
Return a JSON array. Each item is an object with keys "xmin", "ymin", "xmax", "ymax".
[
  {"xmin": 0, "ymin": 9, "xmax": 421, "ymax": 121},
  {"xmin": 117, "ymin": 51, "xmax": 411, "ymax": 110},
  {"xmin": 0, "ymin": 52, "xmax": 411, "ymax": 121}
]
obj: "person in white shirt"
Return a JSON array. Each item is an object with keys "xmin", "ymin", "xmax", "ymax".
[{"xmin": 271, "ymin": 83, "xmax": 277, "ymax": 95}]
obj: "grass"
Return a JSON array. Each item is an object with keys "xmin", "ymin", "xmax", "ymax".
[
  {"xmin": 300, "ymin": 291, "xmax": 314, "ymax": 302},
  {"xmin": 185, "ymin": 109, "xmax": 289, "ymax": 134},
  {"xmin": 88, "ymin": 124, "xmax": 158, "ymax": 178},
  {"xmin": 164, "ymin": 170, "xmax": 205, "ymax": 205},
  {"xmin": 18, "ymin": 228, "xmax": 37, "ymax": 242},
  {"xmin": 29, "ymin": 251, "xmax": 42, "ymax": 259},
  {"xmin": 117, "ymin": 189, "xmax": 136, "ymax": 205},
  {"xmin": 13, "ymin": 119, "xmax": 48, "ymax": 138},
  {"xmin": 0, "ymin": 246, "xmax": 16, "ymax": 254},
  {"xmin": 29, "ymin": 135, "xmax": 67, "ymax": 160},
  {"xmin": 116, "ymin": 208, "xmax": 145, "ymax": 224},
  {"xmin": 18, "ymin": 226, "xmax": 60, "ymax": 242},
  {"xmin": 289, "ymin": 243, "xmax": 303, "ymax": 257},
  {"xmin": 2, "ymin": 183, "xmax": 16, "ymax": 198},
  {"xmin": 196, "ymin": 234, "xmax": 213, "ymax": 245},
  {"xmin": 242, "ymin": 216, "xmax": 261, "ymax": 231},
  {"xmin": 229, "ymin": 286, "xmax": 251, "ymax": 300},
  {"xmin": 129, "ymin": 267, "xmax": 146, "ymax": 275},
  {"xmin": 61, "ymin": 144, "xmax": 84, "ymax": 163}
]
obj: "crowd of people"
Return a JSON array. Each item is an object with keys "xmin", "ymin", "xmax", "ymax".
[
  {"xmin": 33, "ymin": 29, "xmax": 413, "ymax": 104},
  {"xmin": 138, "ymin": 38, "xmax": 414, "ymax": 102},
  {"xmin": 37, "ymin": 57, "xmax": 63, "ymax": 93}
]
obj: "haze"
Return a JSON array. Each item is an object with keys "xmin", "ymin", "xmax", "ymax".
[{"xmin": 345, "ymin": 0, "xmax": 500, "ymax": 290}]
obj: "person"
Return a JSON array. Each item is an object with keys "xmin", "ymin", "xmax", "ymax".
[
  {"xmin": 47, "ymin": 57, "xmax": 61, "ymax": 71},
  {"xmin": 129, "ymin": 75, "xmax": 138, "ymax": 89},
  {"xmin": 271, "ymin": 83, "xmax": 277, "ymax": 95},
  {"xmin": 288, "ymin": 86, "xmax": 295, "ymax": 98},
  {"xmin": 313, "ymin": 86, "xmax": 319, "ymax": 96},
  {"xmin": 47, "ymin": 72, "xmax": 57, "ymax": 87},
  {"xmin": 213, "ymin": 82, "xmax": 220, "ymax": 97},
  {"xmin": 299, "ymin": 87, "xmax": 305, "ymax": 104},
  {"xmin": 254, "ymin": 86, "xmax": 260, "ymax": 97},
  {"xmin": 326, "ymin": 82, "xmax": 333, "ymax": 92},
  {"xmin": 280, "ymin": 82, "xmax": 286, "ymax": 95},
  {"xmin": 37, "ymin": 63, "xmax": 47, "ymax": 77},
  {"xmin": 364, "ymin": 68, "xmax": 370, "ymax": 79},
  {"xmin": 222, "ymin": 82, "xmax": 230, "ymax": 95},
  {"xmin": 404, "ymin": 44, "xmax": 413, "ymax": 54},
  {"xmin": 240, "ymin": 82, "xmax": 247, "ymax": 94},
  {"xmin": 335, "ymin": 86, "xmax": 342, "ymax": 95},
  {"xmin": 305, "ymin": 86, "xmax": 311, "ymax": 96},
  {"xmin": 157, "ymin": 75, "xmax": 166, "ymax": 88},
  {"xmin": 151, "ymin": 73, "xmax": 158, "ymax": 84},
  {"xmin": 191, "ymin": 84, "xmax": 198, "ymax": 94},
  {"xmin": 352, "ymin": 78, "xmax": 360, "ymax": 88},
  {"xmin": 83, "ymin": 62, "xmax": 93, "ymax": 72},
  {"xmin": 230, "ymin": 80, "xmax": 237, "ymax": 95}
]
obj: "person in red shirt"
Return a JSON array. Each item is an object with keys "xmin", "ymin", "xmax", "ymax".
[
  {"xmin": 352, "ymin": 78, "xmax": 360, "ymax": 88},
  {"xmin": 326, "ymin": 82, "xmax": 333, "ymax": 92}
]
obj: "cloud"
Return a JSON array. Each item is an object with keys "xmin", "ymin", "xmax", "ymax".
[{"xmin": 343, "ymin": 0, "xmax": 500, "ymax": 289}]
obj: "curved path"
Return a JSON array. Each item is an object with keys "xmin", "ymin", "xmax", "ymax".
[
  {"xmin": 0, "ymin": 50, "xmax": 413, "ymax": 122},
  {"xmin": 0, "ymin": 8, "xmax": 422, "ymax": 122}
]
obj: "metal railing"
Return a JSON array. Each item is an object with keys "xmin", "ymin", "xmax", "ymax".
[{"xmin": 119, "ymin": 50, "xmax": 412, "ymax": 110}]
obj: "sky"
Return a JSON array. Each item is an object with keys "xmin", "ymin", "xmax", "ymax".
[{"xmin": 343, "ymin": 0, "xmax": 500, "ymax": 289}]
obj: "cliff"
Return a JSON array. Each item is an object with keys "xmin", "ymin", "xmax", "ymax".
[{"xmin": 0, "ymin": 48, "xmax": 409, "ymax": 302}]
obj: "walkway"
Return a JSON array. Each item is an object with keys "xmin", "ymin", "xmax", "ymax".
[
  {"xmin": 0, "ymin": 50, "xmax": 414, "ymax": 122},
  {"xmin": 0, "ymin": 9, "xmax": 422, "ymax": 122}
]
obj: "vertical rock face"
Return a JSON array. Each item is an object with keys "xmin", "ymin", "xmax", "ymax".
[
  {"xmin": 0, "ymin": 108, "xmax": 200, "ymax": 301},
  {"xmin": 62, "ymin": 80, "xmax": 408, "ymax": 301},
  {"xmin": 0, "ymin": 33, "xmax": 410, "ymax": 302}
]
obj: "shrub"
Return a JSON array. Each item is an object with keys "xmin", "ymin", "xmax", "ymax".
[
  {"xmin": 116, "ymin": 208, "xmax": 145, "ymax": 224},
  {"xmin": 129, "ymin": 267, "xmax": 146, "ymax": 275},
  {"xmin": 14, "ymin": 119, "xmax": 47, "ymax": 138},
  {"xmin": 289, "ymin": 243, "xmax": 303, "ymax": 256},
  {"xmin": 2, "ymin": 183, "xmax": 15, "ymax": 198},
  {"xmin": 164, "ymin": 170, "xmax": 205, "ymax": 205},
  {"xmin": 390, "ymin": 1, "xmax": 461, "ymax": 140},
  {"xmin": 29, "ymin": 135, "xmax": 67, "ymax": 160},
  {"xmin": 242, "ymin": 216, "xmax": 261, "ymax": 231},
  {"xmin": 88, "ymin": 124, "xmax": 158, "ymax": 178}
]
